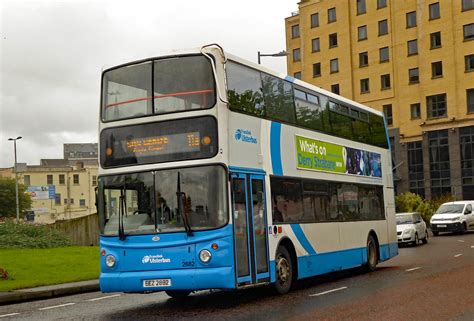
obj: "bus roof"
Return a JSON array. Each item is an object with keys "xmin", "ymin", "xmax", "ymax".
[{"xmin": 101, "ymin": 45, "xmax": 385, "ymax": 119}]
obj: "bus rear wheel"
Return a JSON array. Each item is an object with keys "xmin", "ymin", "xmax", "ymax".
[
  {"xmin": 274, "ymin": 246, "xmax": 293, "ymax": 294},
  {"xmin": 165, "ymin": 290, "xmax": 191, "ymax": 299},
  {"xmin": 365, "ymin": 235, "xmax": 378, "ymax": 272}
]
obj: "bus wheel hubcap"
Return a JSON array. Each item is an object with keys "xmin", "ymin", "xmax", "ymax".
[{"xmin": 276, "ymin": 255, "xmax": 290, "ymax": 285}]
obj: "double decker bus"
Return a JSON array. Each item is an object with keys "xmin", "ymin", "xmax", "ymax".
[{"xmin": 97, "ymin": 44, "xmax": 397, "ymax": 297}]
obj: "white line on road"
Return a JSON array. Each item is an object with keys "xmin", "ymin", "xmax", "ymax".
[
  {"xmin": 87, "ymin": 294, "xmax": 121, "ymax": 302},
  {"xmin": 457, "ymin": 240, "xmax": 465, "ymax": 243},
  {"xmin": 309, "ymin": 286, "xmax": 347, "ymax": 297},
  {"xmin": 454, "ymin": 254, "xmax": 463, "ymax": 258},
  {"xmin": 38, "ymin": 303, "xmax": 76, "ymax": 311},
  {"xmin": 0, "ymin": 313, "xmax": 20, "ymax": 318},
  {"xmin": 471, "ymin": 245, "xmax": 474, "ymax": 248},
  {"xmin": 405, "ymin": 267, "xmax": 422, "ymax": 272}
]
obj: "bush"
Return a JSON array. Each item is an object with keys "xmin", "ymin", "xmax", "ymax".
[
  {"xmin": 395, "ymin": 192, "xmax": 423, "ymax": 213},
  {"xmin": 0, "ymin": 220, "xmax": 71, "ymax": 249}
]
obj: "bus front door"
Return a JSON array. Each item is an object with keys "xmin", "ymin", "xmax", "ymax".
[{"xmin": 231, "ymin": 173, "xmax": 270, "ymax": 286}]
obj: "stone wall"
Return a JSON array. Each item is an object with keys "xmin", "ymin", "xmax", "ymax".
[{"xmin": 51, "ymin": 213, "xmax": 99, "ymax": 246}]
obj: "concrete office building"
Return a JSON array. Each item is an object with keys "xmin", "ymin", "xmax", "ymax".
[{"xmin": 285, "ymin": 0, "xmax": 474, "ymax": 199}]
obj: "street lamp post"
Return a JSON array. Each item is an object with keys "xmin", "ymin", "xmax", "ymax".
[
  {"xmin": 257, "ymin": 50, "xmax": 288, "ymax": 64},
  {"xmin": 8, "ymin": 136, "xmax": 22, "ymax": 223}
]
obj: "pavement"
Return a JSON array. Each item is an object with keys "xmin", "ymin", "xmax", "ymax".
[{"xmin": 0, "ymin": 280, "xmax": 99, "ymax": 306}]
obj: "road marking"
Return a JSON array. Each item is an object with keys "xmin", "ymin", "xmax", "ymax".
[
  {"xmin": 405, "ymin": 267, "xmax": 422, "ymax": 272},
  {"xmin": 457, "ymin": 240, "xmax": 465, "ymax": 243},
  {"xmin": 0, "ymin": 313, "xmax": 20, "ymax": 318},
  {"xmin": 454, "ymin": 254, "xmax": 463, "ymax": 258},
  {"xmin": 471, "ymin": 245, "xmax": 474, "ymax": 248},
  {"xmin": 38, "ymin": 303, "xmax": 76, "ymax": 311},
  {"xmin": 309, "ymin": 286, "xmax": 347, "ymax": 297},
  {"xmin": 87, "ymin": 294, "xmax": 121, "ymax": 302}
]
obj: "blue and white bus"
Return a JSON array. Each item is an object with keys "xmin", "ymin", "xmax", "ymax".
[{"xmin": 97, "ymin": 44, "xmax": 398, "ymax": 297}]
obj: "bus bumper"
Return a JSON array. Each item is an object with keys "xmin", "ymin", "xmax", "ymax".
[{"xmin": 100, "ymin": 266, "xmax": 235, "ymax": 293}]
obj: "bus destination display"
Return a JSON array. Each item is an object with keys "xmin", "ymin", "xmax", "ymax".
[
  {"xmin": 100, "ymin": 116, "xmax": 217, "ymax": 168},
  {"xmin": 126, "ymin": 132, "xmax": 201, "ymax": 157}
]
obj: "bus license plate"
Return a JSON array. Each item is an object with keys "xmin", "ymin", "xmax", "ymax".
[
  {"xmin": 437, "ymin": 225, "xmax": 447, "ymax": 228},
  {"xmin": 143, "ymin": 279, "xmax": 171, "ymax": 288}
]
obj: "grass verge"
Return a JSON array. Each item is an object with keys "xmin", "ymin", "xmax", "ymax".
[{"xmin": 0, "ymin": 246, "xmax": 99, "ymax": 292}]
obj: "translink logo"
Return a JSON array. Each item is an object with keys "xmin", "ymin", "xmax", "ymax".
[{"xmin": 234, "ymin": 129, "xmax": 257, "ymax": 144}]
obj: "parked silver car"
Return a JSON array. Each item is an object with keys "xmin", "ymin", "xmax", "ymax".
[{"xmin": 396, "ymin": 212, "xmax": 428, "ymax": 246}]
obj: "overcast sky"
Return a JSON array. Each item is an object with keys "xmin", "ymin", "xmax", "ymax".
[{"xmin": 0, "ymin": 0, "xmax": 296, "ymax": 167}]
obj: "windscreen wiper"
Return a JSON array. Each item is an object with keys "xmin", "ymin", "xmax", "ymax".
[
  {"xmin": 176, "ymin": 172, "xmax": 193, "ymax": 237},
  {"xmin": 118, "ymin": 186, "xmax": 126, "ymax": 241}
]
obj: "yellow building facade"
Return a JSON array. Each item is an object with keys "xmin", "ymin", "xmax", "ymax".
[
  {"xmin": 16, "ymin": 164, "xmax": 98, "ymax": 223},
  {"xmin": 285, "ymin": 0, "xmax": 474, "ymax": 199}
]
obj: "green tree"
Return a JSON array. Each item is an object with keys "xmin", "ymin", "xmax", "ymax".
[{"xmin": 0, "ymin": 177, "xmax": 32, "ymax": 218}]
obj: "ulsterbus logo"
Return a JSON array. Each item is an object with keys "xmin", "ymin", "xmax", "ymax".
[
  {"xmin": 234, "ymin": 129, "xmax": 257, "ymax": 144},
  {"xmin": 142, "ymin": 254, "xmax": 171, "ymax": 264}
]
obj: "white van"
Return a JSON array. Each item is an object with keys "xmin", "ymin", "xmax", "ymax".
[{"xmin": 430, "ymin": 201, "xmax": 474, "ymax": 235}]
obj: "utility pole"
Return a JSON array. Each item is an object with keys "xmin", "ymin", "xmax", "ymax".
[{"xmin": 8, "ymin": 136, "xmax": 22, "ymax": 223}]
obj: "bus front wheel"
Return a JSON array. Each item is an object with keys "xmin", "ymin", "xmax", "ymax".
[
  {"xmin": 365, "ymin": 235, "xmax": 378, "ymax": 272},
  {"xmin": 274, "ymin": 246, "xmax": 293, "ymax": 294}
]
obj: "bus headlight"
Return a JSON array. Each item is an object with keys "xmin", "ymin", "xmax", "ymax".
[
  {"xmin": 199, "ymin": 249, "xmax": 212, "ymax": 263},
  {"xmin": 105, "ymin": 254, "xmax": 116, "ymax": 268}
]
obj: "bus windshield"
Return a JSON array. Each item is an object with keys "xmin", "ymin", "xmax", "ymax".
[
  {"xmin": 102, "ymin": 55, "xmax": 216, "ymax": 122},
  {"xmin": 99, "ymin": 165, "xmax": 228, "ymax": 236}
]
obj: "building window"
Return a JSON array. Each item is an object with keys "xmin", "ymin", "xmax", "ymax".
[
  {"xmin": 313, "ymin": 63, "xmax": 321, "ymax": 77},
  {"xmin": 80, "ymin": 199, "xmax": 86, "ymax": 207},
  {"xmin": 430, "ymin": 31, "xmax": 442, "ymax": 49},
  {"xmin": 331, "ymin": 84, "xmax": 340, "ymax": 95},
  {"xmin": 55, "ymin": 193, "xmax": 61, "ymax": 205},
  {"xmin": 378, "ymin": 19, "xmax": 388, "ymax": 36},
  {"xmin": 291, "ymin": 24, "xmax": 300, "ymax": 38},
  {"xmin": 464, "ymin": 23, "xmax": 474, "ymax": 41},
  {"xmin": 468, "ymin": 89, "xmax": 474, "ymax": 113},
  {"xmin": 381, "ymin": 74, "xmax": 391, "ymax": 90},
  {"xmin": 293, "ymin": 48, "xmax": 301, "ymax": 62},
  {"xmin": 427, "ymin": 93, "xmax": 447, "ymax": 118},
  {"xmin": 429, "ymin": 130, "xmax": 451, "ymax": 198},
  {"xmin": 59, "ymin": 174, "xmax": 65, "ymax": 185},
  {"xmin": 70, "ymin": 198, "xmax": 74, "ymax": 205},
  {"xmin": 383, "ymin": 104, "xmax": 393, "ymax": 125},
  {"xmin": 409, "ymin": 68, "xmax": 419, "ymax": 84},
  {"xmin": 377, "ymin": 0, "xmax": 387, "ymax": 9},
  {"xmin": 407, "ymin": 39, "xmax": 418, "ymax": 55},
  {"xmin": 357, "ymin": 0, "xmax": 366, "ymax": 15},
  {"xmin": 330, "ymin": 58, "xmax": 339, "ymax": 73},
  {"xmin": 312, "ymin": 38, "xmax": 320, "ymax": 52},
  {"xmin": 460, "ymin": 126, "xmax": 474, "ymax": 199},
  {"xmin": 311, "ymin": 13, "xmax": 319, "ymax": 28},
  {"xmin": 407, "ymin": 141, "xmax": 425, "ymax": 197},
  {"xmin": 23, "ymin": 175, "xmax": 30, "ymax": 186},
  {"xmin": 406, "ymin": 11, "xmax": 417, "ymax": 28},
  {"xmin": 47, "ymin": 175, "xmax": 53, "ymax": 185},
  {"xmin": 360, "ymin": 78, "xmax": 370, "ymax": 93},
  {"xmin": 294, "ymin": 72, "xmax": 301, "ymax": 79},
  {"xmin": 466, "ymin": 54, "xmax": 474, "ymax": 71},
  {"xmin": 92, "ymin": 175, "xmax": 97, "ymax": 186},
  {"xmin": 359, "ymin": 51, "xmax": 369, "ymax": 67},
  {"xmin": 73, "ymin": 174, "xmax": 79, "ymax": 184},
  {"xmin": 379, "ymin": 47, "xmax": 389, "ymax": 62},
  {"xmin": 411, "ymin": 103, "xmax": 421, "ymax": 119},
  {"xmin": 432, "ymin": 61, "xmax": 443, "ymax": 78},
  {"xmin": 328, "ymin": 7, "xmax": 336, "ymax": 23},
  {"xmin": 463, "ymin": 0, "xmax": 474, "ymax": 11},
  {"xmin": 358, "ymin": 25, "xmax": 367, "ymax": 41},
  {"xmin": 329, "ymin": 33, "xmax": 338, "ymax": 48},
  {"xmin": 429, "ymin": 2, "xmax": 441, "ymax": 20}
]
